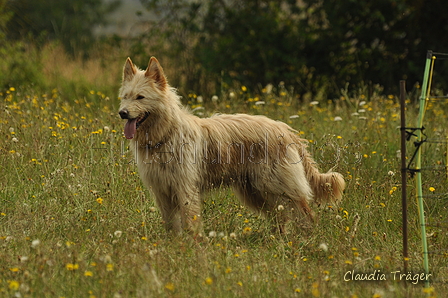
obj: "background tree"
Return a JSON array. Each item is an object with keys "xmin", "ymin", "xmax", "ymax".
[
  {"xmin": 139, "ymin": 0, "xmax": 448, "ymax": 98},
  {"xmin": 5, "ymin": 0, "xmax": 120, "ymax": 57},
  {"xmin": 0, "ymin": 0, "xmax": 11, "ymax": 41}
]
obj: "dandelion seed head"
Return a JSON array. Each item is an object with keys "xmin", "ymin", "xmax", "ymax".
[
  {"xmin": 265, "ymin": 84, "xmax": 273, "ymax": 94},
  {"xmin": 318, "ymin": 243, "xmax": 328, "ymax": 252},
  {"xmin": 31, "ymin": 239, "xmax": 40, "ymax": 248},
  {"xmin": 102, "ymin": 255, "xmax": 112, "ymax": 263}
]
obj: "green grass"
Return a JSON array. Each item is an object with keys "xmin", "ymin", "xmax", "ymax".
[{"xmin": 1, "ymin": 74, "xmax": 447, "ymax": 297}]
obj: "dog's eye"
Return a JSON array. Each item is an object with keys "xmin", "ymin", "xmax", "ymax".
[{"xmin": 136, "ymin": 95, "xmax": 145, "ymax": 100}]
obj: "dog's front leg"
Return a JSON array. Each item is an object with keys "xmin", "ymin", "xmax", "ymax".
[
  {"xmin": 152, "ymin": 190, "xmax": 182, "ymax": 233},
  {"xmin": 177, "ymin": 190, "xmax": 203, "ymax": 236}
]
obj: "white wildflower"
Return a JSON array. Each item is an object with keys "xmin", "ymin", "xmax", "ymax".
[
  {"xmin": 318, "ymin": 243, "xmax": 328, "ymax": 252},
  {"xmin": 31, "ymin": 239, "xmax": 40, "ymax": 248},
  {"xmin": 265, "ymin": 84, "xmax": 273, "ymax": 94},
  {"xmin": 192, "ymin": 106, "xmax": 204, "ymax": 113}
]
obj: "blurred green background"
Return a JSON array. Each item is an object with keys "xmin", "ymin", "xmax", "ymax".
[{"xmin": 2, "ymin": 0, "xmax": 448, "ymax": 99}]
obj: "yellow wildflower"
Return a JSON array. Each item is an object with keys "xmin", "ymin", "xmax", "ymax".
[{"xmin": 165, "ymin": 282, "xmax": 175, "ymax": 291}]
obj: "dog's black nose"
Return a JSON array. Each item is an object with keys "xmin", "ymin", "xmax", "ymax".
[{"xmin": 119, "ymin": 109, "xmax": 129, "ymax": 119}]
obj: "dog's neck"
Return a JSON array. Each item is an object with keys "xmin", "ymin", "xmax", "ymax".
[{"xmin": 133, "ymin": 102, "xmax": 192, "ymax": 146}]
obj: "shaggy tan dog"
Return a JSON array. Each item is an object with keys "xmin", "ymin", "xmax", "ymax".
[{"xmin": 118, "ymin": 57, "xmax": 345, "ymax": 234}]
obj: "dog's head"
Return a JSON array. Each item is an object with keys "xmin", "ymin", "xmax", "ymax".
[{"xmin": 118, "ymin": 57, "xmax": 169, "ymax": 140}]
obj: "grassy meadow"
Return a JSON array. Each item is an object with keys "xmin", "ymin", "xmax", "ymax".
[{"xmin": 1, "ymin": 50, "xmax": 448, "ymax": 298}]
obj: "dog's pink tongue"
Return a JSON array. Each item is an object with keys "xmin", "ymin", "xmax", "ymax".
[{"xmin": 124, "ymin": 119, "xmax": 137, "ymax": 139}]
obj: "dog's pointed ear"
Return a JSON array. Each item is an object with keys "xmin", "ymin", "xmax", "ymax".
[
  {"xmin": 123, "ymin": 57, "xmax": 136, "ymax": 81},
  {"xmin": 145, "ymin": 57, "xmax": 167, "ymax": 90}
]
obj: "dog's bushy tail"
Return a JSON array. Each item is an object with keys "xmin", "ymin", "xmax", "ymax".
[{"xmin": 298, "ymin": 139, "xmax": 345, "ymax": 206}]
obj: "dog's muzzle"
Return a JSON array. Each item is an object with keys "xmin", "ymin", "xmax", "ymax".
[{"xmin": 119, "ymin": 109, "xmax": 129, "ymax": 119}]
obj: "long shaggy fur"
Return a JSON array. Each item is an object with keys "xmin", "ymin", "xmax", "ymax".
[{"xmin": 118, "ymin": 57, "xmax": 345, "ymax": 234}]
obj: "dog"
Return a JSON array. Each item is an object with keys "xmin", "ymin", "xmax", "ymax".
[{"xmin": 118, "ymin": 57, "xmax": 345, "ymax": 235}]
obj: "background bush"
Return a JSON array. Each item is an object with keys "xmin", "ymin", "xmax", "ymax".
[{"xmin": 2, "ymin": 0, "xmax": 448, "ymax": 98}]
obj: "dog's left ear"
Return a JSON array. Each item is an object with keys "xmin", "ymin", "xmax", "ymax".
[{"xmin": 145, "ymin": 57, "xmax": 167, "ymax": 90}]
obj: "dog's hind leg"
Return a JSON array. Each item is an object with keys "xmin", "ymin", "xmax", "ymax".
[
  {"xmin": 274, "ymin": 180, "xmax": 315, "ymax": 231},
  {"xmin": 250, "ymin": 161, "xmax": 315, "ymax": 232},
  {"xmin": 232, "ymin": 182, "xmax": 290, "ymax": 234}
]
